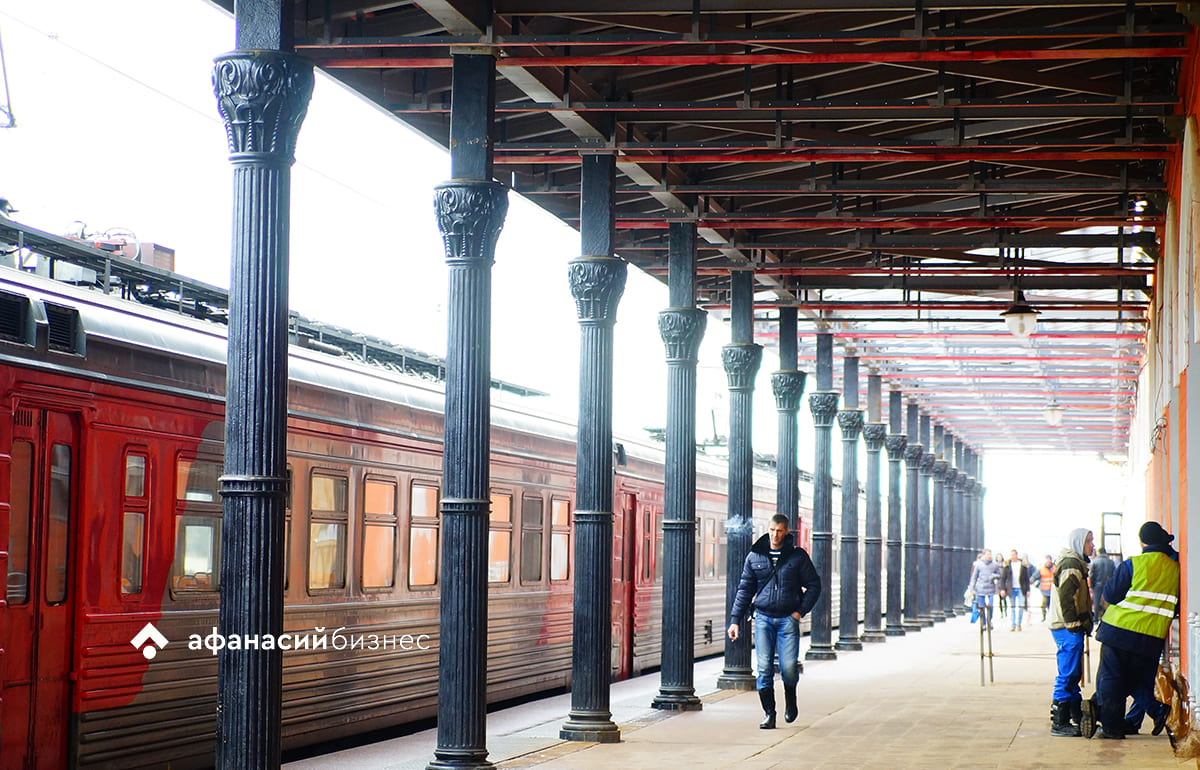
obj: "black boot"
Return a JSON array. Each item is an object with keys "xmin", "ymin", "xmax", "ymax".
[
  {"xmin": 784, "ymin": 684, "xmax": 798, "ymax": 724},
  {"xmin": 1050, "ymin": 701, "xmax": 1081, "ymax": 737},
  {"xmin": 1079, "ymin": 696, "xmax": 1097, "ymax": 739},
  {"xmin": 758, "ymin": 688, "xmax": 776, "ymax": 729}
]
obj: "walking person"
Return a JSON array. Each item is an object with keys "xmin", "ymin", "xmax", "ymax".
[
  {"xmin": 1038, "ymin": 555, "xmax": 1055, "ymax": 622},
  {"xmin": 1089, "ymin": 548, "xmax": 1116, "ymax": 623},
  {"xmin": 728, "ymin": 514, "xmax": 822, "ymax": 729},
  {"xmin": 967, "ymin": 549, "xmax": 1002, "ymax": 629},
  {"xmin": 1081, "ymin": 521, "xmax": 1180, "ymax": 740},
  {"xmin": 1000, "ymin": 549, "xmax": 1030, "ymax": 631},
  {"xmin": 1048, "ymin": 529, "xmax": 1094, "ymax": 737}
]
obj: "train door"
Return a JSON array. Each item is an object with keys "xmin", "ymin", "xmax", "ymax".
[
  {"xmin": 610, "ymin": 492, "xmax": 636, "ymax": 681},
  {"xmin": 2, "ymin": 408, "xmax": 79, "ymax": 769}
]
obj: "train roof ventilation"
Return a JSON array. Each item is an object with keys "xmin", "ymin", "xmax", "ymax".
[
  {"xmin": 0, "ymin": 290, "xmax": 31, "ymax": 344},
  {"xmin": 43, "ymin": 302, "xmax": 84, "ymax": 354}
]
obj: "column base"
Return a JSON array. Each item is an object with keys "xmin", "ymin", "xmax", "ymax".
[
  {"xmin": 953, "ymin": 606, "xmax": 967, "ymax": 616},
  {"xmin": 917, "ymin": 614, "xmax": 936, "ymax": 627},
  {"xmin": 942, "ymin": 609, "xmax": 957, "ymax": 619},
  {"xmin": 560, "ymin": 717, "xmax": 622, "ymax": 743},
  {"xmin": 651, "ymin": 692, "xmax": 703, "ymax": 711},
  {"xmin": 932, "ymin": 613, "xmax": 947, "ymax": 623},
  {"xmin": 884, "ymin": 626, "xmax": 906, "ymax": 637},
  {"xmin": 716, "ymin": 671, "xmax": 757, "ymax": 691},
  {"xmin": 427, "ymin": 752, "xmax": 495, "ymax": 770},
  {"xmin": 835, "ymin": 638, "xmax": 863, "ymax": 651},
  {"xmin": 861, "ymin": 630, "xmax": 887, "ymax": 643},
  {"xmin": 901, "ymin": 620, "xmax": 923, "ymax": 632},
  {"xmin": 805, "ymin": 645, "xmax": 838, "ymax": 661}
]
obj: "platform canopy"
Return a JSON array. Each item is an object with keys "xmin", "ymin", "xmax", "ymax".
[{"xmin": 240, "ymin": 0, "xmax": 1185, "ymax": 455}]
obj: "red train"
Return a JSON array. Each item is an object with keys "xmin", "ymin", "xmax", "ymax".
[{"xmin": 0, "ymin": 265, "xmax": 791, "ymax": 769}]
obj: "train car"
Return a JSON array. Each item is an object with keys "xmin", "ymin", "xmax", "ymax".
[{"xmin": 0, "ymin": 265, "xmax": 789, "ymax": 769}]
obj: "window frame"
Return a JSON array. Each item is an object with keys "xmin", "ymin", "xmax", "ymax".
[
  {"xmin": 487, "ymin": 490, "xmax": 514, "ymax": 585},
  {"xmin": 360, "ymin": 474, "xmax": 398, "ymax": 592},
  {"xmin": 407, "ymin": 479, "xmax": 440, "ymax": 590},
  {"xmin": 549, "ymin": 496, "xmax": 572, "ymax": 583},
  {"xmin": 306, "ymin": 468, "xmax": 350, "ymax": 594},
  {"xmin": 120, "ymin": 448, "xmax": 150, "ymax": 599},
  {"xmin": 519, "ymin": 494, "xmax": 545, "ymax": 585},
  {"xmin": 169, "ymin": 452, "xmax": 223, "ymax": 597}
]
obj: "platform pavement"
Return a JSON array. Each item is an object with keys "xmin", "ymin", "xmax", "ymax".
[{"xmin": 287, "ymin": 611, "xmax": 1192, "ymax": 770}]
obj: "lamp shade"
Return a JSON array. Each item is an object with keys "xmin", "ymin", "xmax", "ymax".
[
  {"xmin": 1000, "ymin": 290, "xmax": 1040, "ymax": 338},
  {"xmin": 1043, "ymin": 401, "xmax": 1064, "ymax": 427}
]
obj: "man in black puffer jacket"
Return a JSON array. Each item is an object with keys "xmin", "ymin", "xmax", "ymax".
[{"xmin": 728, "ymin": 513, "xmax": 822, "ymax": 729}]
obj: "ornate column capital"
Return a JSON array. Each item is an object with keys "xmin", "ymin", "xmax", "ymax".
[
  {"xmin": 885, "ymin": 434, "xmax": 908, "ymax": 460},
  {"xmin": 933, "ymin": 460, "xmax": 949, "ymax": 479},
  {"xmin": 722, "ymin": 343, "xmax": 763, "ymax": 391},
  {"xmin": 904, "ymin": 443, "xmax": 925, "ymax": 465},
  {"xmin": 837, "ymin": 409, "xmax": 864, "ymax": 439},
  {"xmin": 213, "ymin": 51, "xmax": 314, "ymax": 162},
  {"xmin": 434, "ymin": 180, "xmax": 509, "ymax": 265},
  {"xmin": 772, "ymin": 370, "xmax": 807, "ymax": 410},
  {"xmin": 863, "ymin": 423, "xmax": 887, "ymax": 451},
  {"xmin": 808, "ymin": 390, "xmax": 839, "ymax": 427},
  {"xmin": 568, "ymin": 256, "xmax": 628, "ymax": 324},
  {"xmin": 658, "ymin": 308, "xmax": 707, "ymax": 361},
  {"xmin": 920, "ymin": 452, "xmax": 936, "ymax": 475}
]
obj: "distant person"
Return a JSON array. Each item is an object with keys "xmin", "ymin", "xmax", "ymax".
[
  {"xmin": 728, "ymin": 513, "xmax": 822, "ymax": 729},
  {"xmin": 1000, "ymin": 549, "xmax": 1030, "ymax": 631},
  {"xmin": 1089, "ymin": 548, "xmax": 1116, "ymax": 622},
  {"xmin": 995, "ymin": 549, "xmax": 1009, "ymax": 618},
  {"xmin": 1039, "ymin": 555, "xmax": 1055, "ymax": 622},
  {"xmin": 1081, "ymin": 521, "xmax": 1180, "ymax": 740},
  {"xmin": 967, "ymin": 548, "xmax": 1002, "ymax": 628},
  {"xmin": 1048, "ymin": 529, "xmax": 1094, "ymax": 737}
]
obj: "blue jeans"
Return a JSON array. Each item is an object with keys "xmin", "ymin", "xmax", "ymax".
[
  {"xmin": 1008, "ymin": 588, "xmax": 1024, "ymax": 627},
  {"xmin": 971, "ymin": 593, "xmax": 994, "ymax": 626},
  {"xmin": 754, "ymin": 613, "xmax": 801, "ymax": 690},
  {"xmin": 1051, "ymin": 627, "xmax": 1085, "ymax": 703}
]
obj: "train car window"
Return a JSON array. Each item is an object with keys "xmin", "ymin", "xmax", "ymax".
[
  {"xmin": 6, "ymin": 440, "xmax": 32, "ymax": 605},
  {"xmin": 44, "ymin": 444, "xmax": 72, "ymax": 605},
  {"xmin": 176, "ymin": 459, "xmax": 220, "ymax": 502},
  {"xmin": 125, "ymin": 455, "xmax": 146, "ymax": 497},
  {"xmin": 308, "ymin": 473, "xmax": 348, "ymax": 591},
  {"xmin": 703, "ymin": 518, "xmax": 716, "ymax": 579},
  {"xmin": 488, "ymin": 492, "xmax": 512, "ymax": 584},
  {"xmin": 520, "ymin": 495, "xmax": 543, "ymax": 584},
  {"xmin": 641, "ymin": 508, "xmax": 652, "ymax": 581},
  {"xmin": 408, "ymin": 482, "xmax": 439, "ymax": 588},
  {"xmin": 172, "ymin": 456, "xmax": 223, "ymax": 593},
  {"xmin": 653, "ymin": 511, "xmax": 664, "ymax": 582},
  {"xmin": 362, "ymin": 478, "xmax": 397, "ymax": 590},
  {"xmin": 550, "ymin": 498, "xmax": 570, "ymax": 581},
  {"xmin": 284, "ymin": 466, "xmax": 292, "ymax": 591}
]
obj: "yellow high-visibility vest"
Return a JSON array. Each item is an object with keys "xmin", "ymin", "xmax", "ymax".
[{"xmin": 1101, "ymin": 552, "xmax": 1180, "ymax": 639}]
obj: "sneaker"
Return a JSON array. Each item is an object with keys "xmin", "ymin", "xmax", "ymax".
[
  {"xmin": 1080, "ymin": 698, "xmax": 1098, "ymax": 739},
  {"xmin": 1153, "ymin": 709, "xmax": 1169, "ymax": 736},
  {"xmin": 1097, "ymin": 727, "xmax": 1125, "ymax": 740},
  {"xmin": 1009, "ymin": 626, "xmax": 1015, "ymax": 632},
  {"xmin": 1017, "ymin": 624, "xmax": 1022, "ymax": 631}
]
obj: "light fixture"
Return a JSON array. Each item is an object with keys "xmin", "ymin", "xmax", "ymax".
[
  {"xmin": 1043, "ymin": 400, "xmax": 1064, "ymax": 427},
  {"xmin": 1000, "ymin": 289, "xmax": 1040, "ymax": 338}
]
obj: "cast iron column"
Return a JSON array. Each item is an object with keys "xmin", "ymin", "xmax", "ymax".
[
  {"xmin": 652, "ymin": 222, "xmax": 706, "ymax": 712},
  {"xmin": 561, "ymin": 154, "xmax": 625, "ymax": 742},
  {"xmin": 861, "ymin": 373, "xmax": 886, "ymax": 643},
  {"xmin": 902, "ymin": 402, "xmax": 923, "ymax": 631},
  {"xmin": 939, "ymin": 429, "xmax": 956, "ymax": 618},
  {"xmin": 884, "ymin": 391, "xmax": 907, "ymax": 636},
  {"xmin": 807, "ymin": 332, "xmax": 838, "ymax": 661},
  {"xmin": 429, "ymin": 53, "xmax": 508, "ymax": 770},
  {"xmin": 774, "ymin": 307, "xmax": 803, "ymax": 528},
  {"xmin": 953, "ymin": 439, "xmax": 966, "ymax": 613},
  {"xmin": 836, "ymin": 355, "xmax": 863, "ymax": 651},
  {"xmin": 213, "ymin": 8, "xmax": 313, "ymax": 763},
  {"xmin": 916, "ymin": 414, "xmax": 935, "ymax": 626},
  {"xmin": 930, "ymin": 424, "xmax": 948, "ymax": 623},
  {"xmin": 717, "ymin": 271, "xmax": 762, "ymax": 691}
]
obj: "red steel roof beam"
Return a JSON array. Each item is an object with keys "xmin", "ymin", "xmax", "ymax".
[{"xmin": 497, "ymin": 150, "xmax": 1172, "ymax": 164}]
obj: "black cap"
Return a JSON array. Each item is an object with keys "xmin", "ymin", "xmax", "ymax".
[{"xmin": 1139, "ymin": 521, "xmax": 1174, "ymax": 546}]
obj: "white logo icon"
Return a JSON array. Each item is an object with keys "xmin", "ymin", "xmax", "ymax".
[{"xmin": 131, "ymin": 622, "xmax": 169, "ymax": 660}]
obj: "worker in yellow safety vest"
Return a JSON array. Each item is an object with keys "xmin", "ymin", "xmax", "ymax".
[{"xmin": 1080, "ymin": 521, "xmax": 1180, "ymax": 740}]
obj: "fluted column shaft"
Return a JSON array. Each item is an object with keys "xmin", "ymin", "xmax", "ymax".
[
  {"xmin": 837, "ymin": 410, "xmax": 864, "ymax": 650},
  {"xmin": 718, "ymin": 340, "xmax": 762, "ymax": 690},
  {"xmin": 561, "ymin": 256, "xmax": 626, "ymax": 742},
  {"xmin": 806, "ymin": 391, "xmax": 839, "ymax": 660},
  {"xmin": 884, "ymin": 434, "xmax": 907, "ymax": 635},
  {"xmin": 652, "ymin": 307, "xmax": 707, "ymax": 710},
  {"xmin": 429, "ymin": 53, "xmax": 508, "ymax": 770},
  {"xmin": 213, "ymin": 49, "xmax": 313, "ymax": 770},
  {"xmin": 862, "ymin": 423, "xmax": 887, "ymax": 642},
  {"xmin": 917, "ymin": 451, "xmax": 935, "ymax": 626},
  {"xmin": 903, "ymin": 443, "xmax": 924, "ymax": 629},
  {"xmin": 931, "ymin": 460, "xmax": 949, "ymax": 621}
]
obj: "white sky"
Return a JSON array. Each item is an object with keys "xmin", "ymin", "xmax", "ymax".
[{"xmin": 0, "ymin": 0, "xmax": 1146, "ymax": 566}]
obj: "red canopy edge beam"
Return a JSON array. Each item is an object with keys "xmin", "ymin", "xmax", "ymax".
[
  {"xmin": 621, "ymin": 219, "xmax": 1161, "ymax": 230},
  {"xmin": 777, "ymin": 331, "xmax": 1146, "ymax": 339},
  {"xmin": 316, "ymin": 47, "xmax": 1187, "ymax": 69},
  {"xmin": 847, "ymin": 355, "xmax": 1142, "ymax": 363},
  {"xmin": 702, "ymin": 301, "xmax": 1148, "ymax": 311},
  {"xmin": 693, "ymin": 266, "xmax": 1153, "ymax": 276},
  {"xmin": 499, "ymin": 141, "xmax": 1176, "ymax": 151},
  {"xmin": 894, "ymin": 390, "xmax": 1134, "ymax": 397},
  {"xmin": 496, "ymin": 150, "xmax": 1172, "ymax": 164},
  {"xmin": 878, "ymin": 373, "xmax": 1138, "ymax": 380}
]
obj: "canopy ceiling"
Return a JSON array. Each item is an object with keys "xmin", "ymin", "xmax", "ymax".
[{"xmin": 243, "ymin": 0, "xmax": 1187, "ymax": 456}]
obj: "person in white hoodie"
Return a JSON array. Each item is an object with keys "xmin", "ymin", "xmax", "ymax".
[{"xmin": 1047, "ymin": 528, "xmax": 1094, "ymax": 737}]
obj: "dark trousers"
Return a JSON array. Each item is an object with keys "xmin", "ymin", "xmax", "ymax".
[{"xmin": 1096, "ymin": 643, "xmax": 1164, "ymax": 733}]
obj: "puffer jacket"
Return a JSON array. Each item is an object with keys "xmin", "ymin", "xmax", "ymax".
[
  {"xmin": 729, "ymin": 533, "xmax": 822, "ymax": 624},
  {"xmin": 1048, "ymin": 547, "xmax": 1092, "ymax": 633},
  {"xmin": 968, "ymin": 558, "xmax": 1003, "ymax": 595}
]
